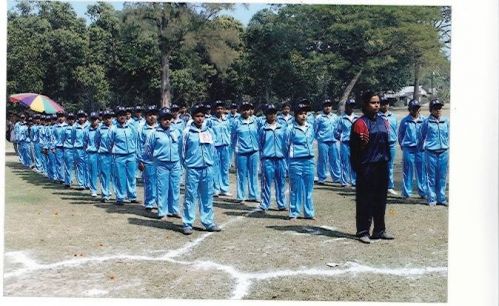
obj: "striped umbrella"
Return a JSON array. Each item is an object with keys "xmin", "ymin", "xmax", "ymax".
[{"xmin": 9, "ymin": 93, "xmax": 64, "ymax": 114}]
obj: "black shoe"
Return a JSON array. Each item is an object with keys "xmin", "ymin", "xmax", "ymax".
[
  {"xmin": 130, "ymin": 199, "xmax": 140, "ymax": 204},
  {"xmin": 145, "ymin": 207, "xmax": 153, "ymax": 212},
  {"xmin": 278, "ymin": 207, "xmax": 288, "ymax": 211},
  {"xmin": 371, "ymin": 231, "xmax": 394, "ymax": 240},
  {"xmin": 100, "ymin": 198, "xmax": 108, "ymax": 203},
  {"xmin": 64, "ymin": 184, "xmax": 70, "ymax": 189},
  {"xmin": 75, "ymin": 186, "xmax": 85, "ymax": 191},
  {"xmin": 206, "ymin": 224, "xmax": 221, "ymax": 232},
  {"xmin": 167, "ymin": 213, "xmax": 182, "ymax": 219}
]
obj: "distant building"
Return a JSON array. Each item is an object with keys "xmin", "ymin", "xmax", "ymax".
[{"xmin": 384, "ymin": 86, "xmax": 429, "ymax": 106}]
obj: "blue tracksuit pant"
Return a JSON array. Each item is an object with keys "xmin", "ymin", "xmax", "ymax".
[
  {"xmin": 143, "ymin": 163, "xmax": 158, "ymax": 208},
  {"xmin": 63, "ymin": 148, "xmax": 75, "ymax": 186},
  {"xmin": 98, "ymin": 153, "xmax": 113, "ymax": 200},
  {"xmin": 114, "ymin": 153, "xmax": 137, "ymax": 203},
  {"xmin": 425, "ymin": 150, "xmax": 448, "ymax": 204},
  {"xmin": 236, "ymin": 151, "xmax": 260, "ymax": 201},
  {"xmin": 387, "ymin": 143, "xmax": 396, "ymax": 189},
  {"xmin": 260, "ymin": 158, "xmax": 287, "ymax": 210},
  {"xmin": 41, "ymin": 149, "xmax": 48, "ymax": 175},
  {"xmin": 87, "ymin": 152, "xmax": 99, "ymax": 195},
  {"xmin": 55, "ymin": 148, "xmax": 65, "ymax": 181},
  {"xmin": 182, "ymin": 166, "xmax": 216, "ymax": 229},
  {"xmin": 157, "ymin": 161, "xmax": 181, "ymax": 217},
  {"xmin": 47, "ymin": 150, "xmax": 56, "ymax": 180},
  {"xmin": 74, "ymin": 148, "xmax": 87, "ymax": 188},
  {"xmin": 340, "ymin": 142, "xmax": 356, "ymax": 186},
  {"xmin": 401, "ymin": 147, "xmax": 427, "ymax": 198},
  {"xmin": 19, "ymin": 142, "xmax": 32, "ymax": 167},
  {"xmin": 317, "ymin": 141, "xmax": 341, "ymax": 183},
  {"xmin": 33, "ymin": 143, "xmax": 43, "ymax": 172},
  {"xmin": 214, "ymin": 145, "xmax": 230, "ymax": 194},
  {"xmin": 289, "ymin": 157, "xmax": 315, "ymax": 218}
]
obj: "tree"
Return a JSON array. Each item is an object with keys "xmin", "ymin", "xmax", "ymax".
[{"xmin": 121, "ymin": 2, "xmax": 238, "ymax": 107}]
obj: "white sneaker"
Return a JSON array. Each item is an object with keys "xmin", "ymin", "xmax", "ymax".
[{"xmin": 388, "ymin": 189, "xmax": 398, "ymax": 195}]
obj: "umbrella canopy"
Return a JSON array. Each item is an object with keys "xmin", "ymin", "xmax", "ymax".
[{"xmin": 9, "ymin": 93, "xmax": 64, "ymax": 114}]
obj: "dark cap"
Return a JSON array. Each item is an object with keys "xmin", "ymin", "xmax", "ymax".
[
  {"xmin": 214, "ymin": 100, "xmax": 225, "ymax": 108},
  {"xmin": 294, "ymin": 102, "xmax": 312, "ymax": 113},
  {"xmin": 240, "ymin": 101, "xmax": 254, "ymax": 111},
  {"xmin": 170, "ymin": 104, "xmax": 180, "ymax": 111},
  {"xmin": 135, "ymin": 105, "xmax": 144, "ymax": 112},
  {"xmin": 67, "ymin": 112, "xmax": 75, "ymax": 119},
  {"xmin": 230, "ymin": 103, "xmax": 238, "ymax": 109},
  {"xmin": 263, "ymin": 104, "xmax": 277, "ymax": 114},
  {"xmin": 322, "ymin": 99, "xmax": 333, "ymax": 106},
  {"xmin": 116, "ymin": 106, "xmax": 127, "ymax": 115},
  {"xmin": 281, "ymin": 101, "xmax": 291, "ymax": 109},
  {"xmin": 380, "ymin": 96, "xmax": 389, "ymax": 105},
  {"xmin": 103, "ymin": 110, "xmax": 114, "ymax": 118},
  {"xmin": 77, "ymin": 110, "xmax": 87, "ymax": 117},
  {"xmin": 191, "ymin": 103, "xmax": 207, "ymax": 115},
  {"xmin": 345, "ymin": 98, "xmax": 356, "ymax": 105},
  {"xmin": 408, "ymin": 99, "xmax": 421, "ymax": 110},
  {"xmin": 145, "ymin": 105, "xmax": 158, "ymax": 115},
  {"xmin": 90, "ymin": 112, "xmax": 99, "ymax": 119},
  {"xmin": 158, "ymin": 107, "xmax": 173, "ymax": 120},
  {"xmin": 430, "ymin": 98, "xmax": 443, "ymax": 109}
]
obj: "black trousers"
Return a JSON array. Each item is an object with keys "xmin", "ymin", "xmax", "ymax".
[{"xmin": 355, "ymin": 161, "xmax": 389, "ymax": 236}]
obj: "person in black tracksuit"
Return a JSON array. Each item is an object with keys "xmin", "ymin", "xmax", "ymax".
[{"xmin": 350, "ymin": 91, "xmax": 395, "ymax": 244}]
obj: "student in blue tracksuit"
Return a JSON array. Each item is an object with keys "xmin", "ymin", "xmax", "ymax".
[
  {"xmin": 228, "ymin": 103, "xmax": 240, "ymax": 168},
  {"xmin": 144, "ymin": 107, "xmax": 182, "ymax": 220},
  {"xmin": 38, "ymin": 116, "xmax": 49, "ymax": 176},
  {"xmin": 314, "ymin": 99, "xmax": 341, "ymax": 184},
  {"xmin": 73, "ymin": 111, "xmax": 89, "ymax": 190},
  {"xmin": 18, "ymin": 115, "xmax": 33, "ymax": 168},
  {"xmin": 132, "ymin": 106, "xmax": 146, "ymax": 129},
  {"xmin": 83, "ymin": 112, "xmax": 100, "ymax": 197},
  {"xmin": 335, "ymin": 99, "xmax": 360, "ymax": 187},
  {"xmin": 378, "ymin": 97, "xmax": 398, "ymax": 195},
  {"xmin": 95, "ymin": 110, "xmax": 114, "ymax": 202},
  {"xmin": 108, "ymin": 106, "xmax": 139, "ymax": 205},
  {"xmin": 31, "ymin": 115, "xmax": 44, "ymax": 173},
  {"xmin": 256, "ymin": 104, "xmax": 288, "ymax": 212},
  {"xmin": 421, "ymin": 99, "xmax": 449, "ymax": 206},
  {"xmin": 350, "ymin": 91, "xmax": 394, "ymax": 244},
  {"xmin": 42, "ymin": 115, "xmax": 57, "ymax": 180},
  {"xmin": 170, "ymin": 104, "xmax": 186, "ymax": 133},
  {"xmin": 137, "ymin": 105, "xmax": 159, "ymax": 210},
  {"xmin": 398, "ymin": 99, "xmax": 427, "ymax": 199},
  {"xmin": 277, "ymin": 102, "xmax": 293, "ymax": 129},
  {"xmin": 231, "ymin": 101, "xmax": 260, "ymax": 203},
  {"xmin": 287, "ymin": 102, "xmax": 316, "ymax": 220},
  {"xmin": 178, "ymin": 103, "xmax": 192, "ymax": 123},
  {"xmin": 181, "ymin": 103, "xmax": 221, "ymax": 235},
  {"xmin": 207, "ymin": 100, "xmax": 232, "ymax": 197},
  {"xmin": 62, "ymin": 113, "xmax": 76, "ymax": 188},
  {"xmin": 53, "ymin": 113, "xmax": 67, "ymax": 183}
]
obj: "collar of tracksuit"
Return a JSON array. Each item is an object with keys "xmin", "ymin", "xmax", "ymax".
[
  {"xmin": 263, "ymin": 122, "xmax": 282, "ymax": 130},
  {"xmin": 428, "ymin": 115, "xmax": 446, "ymax": 123}
]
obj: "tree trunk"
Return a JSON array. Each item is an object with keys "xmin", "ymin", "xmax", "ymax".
[
  {"xmin": 413, "ymin": 61, "xmax": 421, "ymax": 101},
  {"xmin": 161, "ymin": 53, "xmax": 171, "ymax": 107},
  {"xmin": 338, "ymin": 68, "xmax": 363, "ymax": 113}
]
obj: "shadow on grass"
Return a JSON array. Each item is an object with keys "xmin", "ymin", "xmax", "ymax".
[
  {"xmin": 245, "ymin": 211, "xmax": 290, "ymax": 220},
  {"xmin": 213, "ymin": 201, "xmax": 254, "ymax": 211},
  {"xmin": 94, "ymin": 203, "xmax": 161, "ymax": 219},
  {"xmin": 127, "ymin": 217, "xmax": 186, "ymax": 234},
  {"xmin": 266, "ymin": 225, "xmax": 358, "ymax": 240}
]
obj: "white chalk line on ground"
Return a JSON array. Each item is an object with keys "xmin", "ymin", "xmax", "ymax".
[
  {"xmin": 4, "ymin": 211, "xmax": 447, "ymax": 299},
  {"xmin": 4, "ymin": 188, "xmax": 446, "ymax": 299}
]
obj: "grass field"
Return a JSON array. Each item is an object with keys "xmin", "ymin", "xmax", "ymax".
[{"xmin": 3, "ymin": 106, "xmax": 449, "ymax": 302}]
